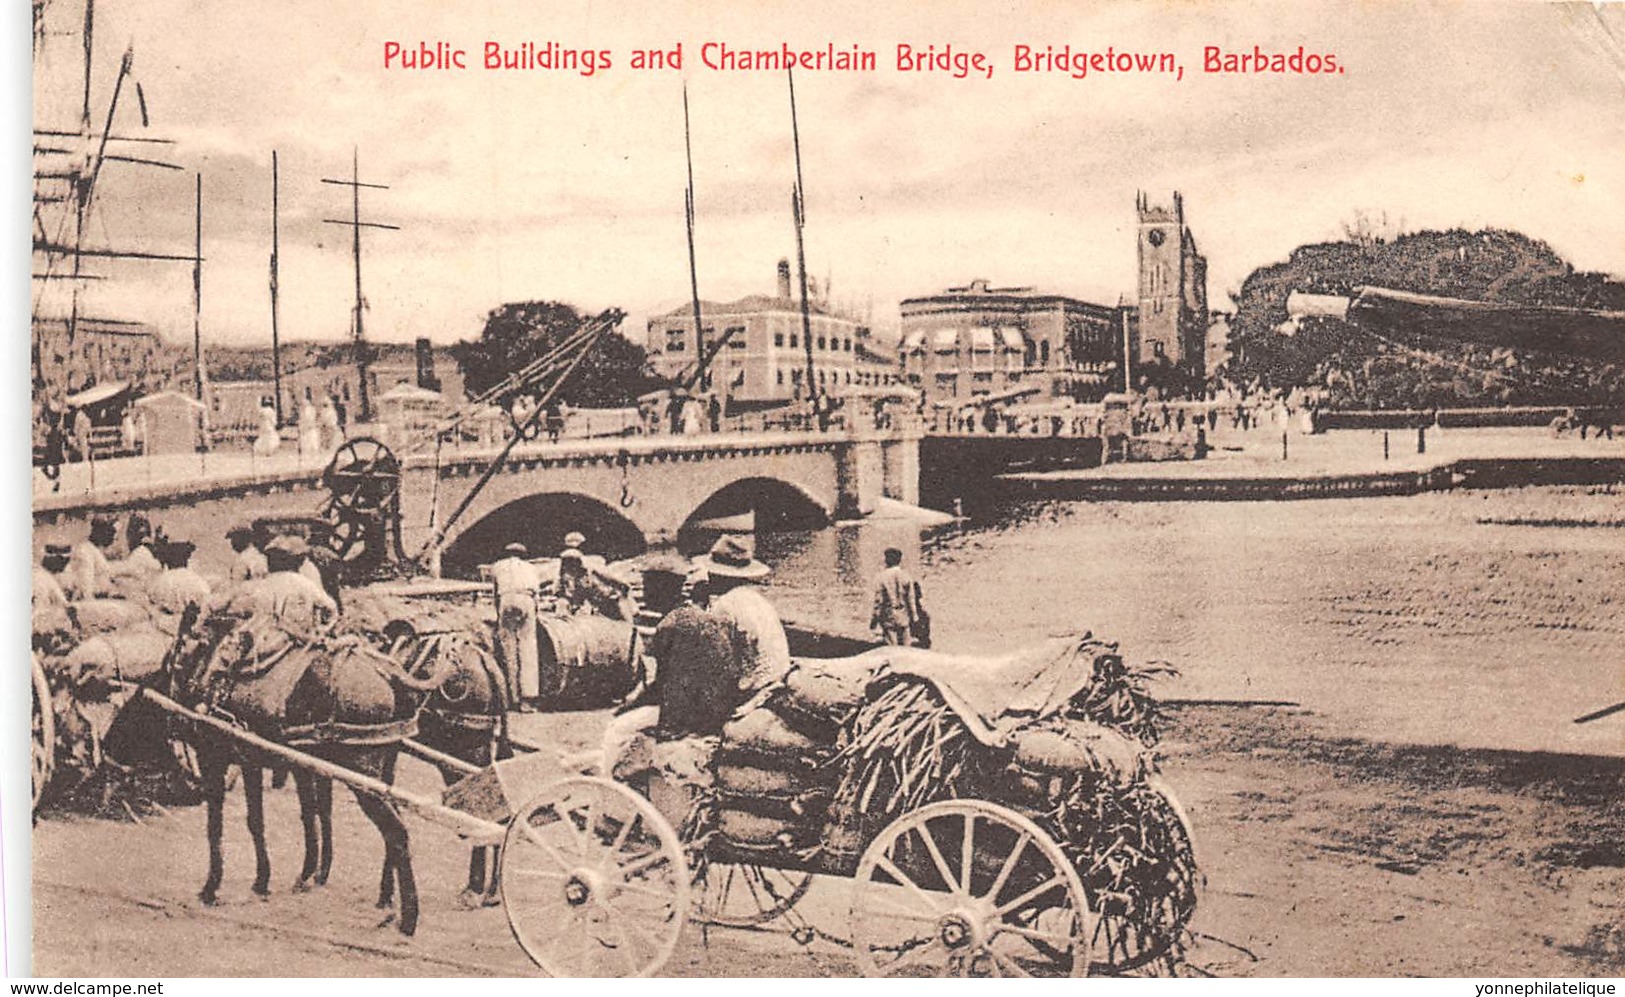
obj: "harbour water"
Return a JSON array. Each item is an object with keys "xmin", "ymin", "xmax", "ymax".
[{"xmin": 742, "ymin": 484, "xmax": 1625, "ymax": 759}]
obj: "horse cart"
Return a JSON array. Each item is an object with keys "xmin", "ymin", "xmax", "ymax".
[{"xmin": 98, "ymin": 624, "xmax": 1197, "ymax": 980}]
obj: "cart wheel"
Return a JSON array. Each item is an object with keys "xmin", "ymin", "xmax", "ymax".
[
  {"xmin": 850, "ymin": 799, "xmax": 1094, "ymax": 977},
  {"xmin": 693, "ymin": 863, "xmax": 814, "ymax": 928},
  {"xmin": 1090, "ymin": 776, "xmax": 1200, "ymax": 974},
  {"xmin": 501, "ymin": 776, "xmax": 689, "ymax": 977},
  {"xmin": 32, "ymin": 655, "xmax": 55, "ymax": 814}
]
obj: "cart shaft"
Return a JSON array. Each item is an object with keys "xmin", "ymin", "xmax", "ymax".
[{"xmin": 133, "ymin": 685, "xmax": 507, "ymax": 846}]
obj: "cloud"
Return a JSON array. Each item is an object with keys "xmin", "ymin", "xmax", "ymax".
[{"xmin": 32, "ymin": 0, "xmax": 1625, "ymax": 348}]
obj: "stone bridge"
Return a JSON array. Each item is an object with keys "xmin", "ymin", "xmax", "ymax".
[{"xmin": 32, "ymin": 427, "xmax": 921, "ymax": 578}]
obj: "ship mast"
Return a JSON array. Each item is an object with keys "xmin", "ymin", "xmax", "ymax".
[
  {"xmin": 321, "ymin": 149, "xmax": 398, "ymax": 425},
  {"xmin": 787, "ymin": 67, "xmax": 817, "ymax": 398},
  {"xmin": 683, "ymin": 82, "xmax": 707, "ymax": 392}
]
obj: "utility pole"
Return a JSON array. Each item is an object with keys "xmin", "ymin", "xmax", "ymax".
[
  {"xmin": 787, "ymin": 67, "xmax": 816, "ymax": 398},
  {"xmin": 269, "ymin": 150, "xmax": 283, "ymax": 424},
  {"xmin": 682, "ymin": 82, "xmax": 706, "ymax": 392},
  {"xmin": 321, "ymin": 148, "xmax": 398, "ymax": 424},
  {"xmin": 1121, "ymin": 306, "xmax": 1133, "ymax": 394}
]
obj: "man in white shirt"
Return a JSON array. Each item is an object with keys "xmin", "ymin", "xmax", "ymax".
[
  {"xmin": 218, "ymin": 537, "xmax": 337, "ymax": 630},
  {"xmin": 227, "ymin": 526, "xmax": 269, "ymax": 584},
  {"xmin": 149, "ymin": 540, "xmax": 213, "ymax": 635},
  {"xmin": 490, "ymin": 542, "xmax": 542, "ymax": 708},
  {"xmin": 695, "ymin": 536, "xmax": 791, "ymax": 697},
  {"xmin": 66, "ymin": 517, "xmax": 118, "ymax": 600}
]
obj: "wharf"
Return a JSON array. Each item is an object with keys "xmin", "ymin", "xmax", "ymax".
[{"xmin": 999, "ymin": 427, "xmax": 1625, "ymax": 500}]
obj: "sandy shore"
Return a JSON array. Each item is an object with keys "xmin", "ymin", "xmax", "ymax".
[{"xmin": 31, "ymin": 701, "xmax": 1625, "ymax": 977}]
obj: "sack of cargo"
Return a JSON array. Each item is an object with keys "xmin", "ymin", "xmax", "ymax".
[
  {"xmin": 62, "ymin": 627, "xmax": 172, "ymax": 685},
  {"xmin": 715, "ymin": 787, "xmax": 831, "ymax": 823},
  {"xmin": 536, "ymin": 615, "xmax": 637, "ymax": 709},
  {"xmin": 71, "ymin": 598, "xmax": 148, "ymax": 635},
  {"xmin": 780, "ymin": 654, "xmax": 886, "ymax": 719},
  {"xmin": 1008, "ymin": 718, "xmax": 1145, "ymax": 787},
  {"xmin": 720, "ymin": 705, "xmax": 825, "ymax": 763},
  {"xmin": 715, "ymin": 762, "xmax": 802, "ymax": 796},
  {"xmin": 717, "ymin": 807, "xmax": 816, "ymax": 850}
]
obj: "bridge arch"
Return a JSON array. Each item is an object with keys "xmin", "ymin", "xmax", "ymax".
[
  {"xmin": 439, "ymin": 492, "xmax": 647, "ymax": 580},
  {"xmin": 677, "ymin": 475, "xmax": 832, "ymax": 548}
]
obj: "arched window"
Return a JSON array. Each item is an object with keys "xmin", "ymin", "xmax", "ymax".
[{"xmin": 1040, "ymin": 341, "xmax": 1050, "ymax": 365}]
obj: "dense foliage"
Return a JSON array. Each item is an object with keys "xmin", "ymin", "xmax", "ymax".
[
  {"xmin": 450, "ymin": 301, "xmax": 662, "ymax": 409},
  {"xmin": 1225, "ymin": 228, "xmax": 1625, "ymax": 409}
]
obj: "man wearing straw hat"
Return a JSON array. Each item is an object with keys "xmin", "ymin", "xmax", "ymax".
[
  {"xmin": 697, "ymin": 536, "xmax": 791, "ymax": 697},
  {"xmin": 491, "ymin": 541, "xmax": 543, "ymax": 709}
]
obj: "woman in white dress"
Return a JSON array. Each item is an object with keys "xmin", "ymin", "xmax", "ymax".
[
  {"xmin": 252, "ymin": 397, "xmax": 280, "ymax": 456},
  {"xmin": 299, "ymin": 399, "xmax": 322, "ymax": 456}
]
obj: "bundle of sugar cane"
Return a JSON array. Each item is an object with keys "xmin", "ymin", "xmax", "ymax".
[
  {"xmin": 828, "ymin": 679, "xmax": 991, "ymax": 826},
  {"xmin": 1068, "ymin": 650, "xmax": 1178, "ymax": 747},
  {"xmin": 1041, "ymin": 772, "xmax": 1201, "ymax": 972}
]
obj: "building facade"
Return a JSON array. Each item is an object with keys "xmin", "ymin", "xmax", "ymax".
[
  {"xmin": 1135, "ymin": 190, "xmax": 1209, "ymax": 377},
  {"xmin": 646, "ymin": 260, "xmax": 889, "ymax": 405},
  {"xmin": 898, "ymin": 280, "xmax": 1124, "ymax": 407}
]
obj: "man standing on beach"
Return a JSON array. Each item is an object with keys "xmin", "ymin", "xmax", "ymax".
[{"xmin": 870, "ymin": 547, "xmax": 922, "ymax": 647}]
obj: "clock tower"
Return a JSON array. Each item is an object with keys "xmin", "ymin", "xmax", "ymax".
[{"xmin": 1135, "ymin": 191, "xmax": 1209, "ymax": 381}]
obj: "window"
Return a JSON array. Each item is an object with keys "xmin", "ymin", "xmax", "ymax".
[
  {"xmin": 774, "ymin": 332, "xmax": 785, "ymax": 347},
  {"xmin": 1040, "ymin": 342, "xmax": 1050, "ymax": 365},
  {"xmin": 817, "ymin": 336, "xmax": 826, "ymax": 350},
  {"xmin": 790, "ymin": 334, "xmax": 799, "ymax": 348},
  {"xmin": 973, "ymin": 372, "xmax": 994, "ymax": 383},
  {"xmin": 776, "ymin": 369, "xmax": 784, "ymax": 385}
]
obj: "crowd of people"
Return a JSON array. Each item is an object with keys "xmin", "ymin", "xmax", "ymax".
[{"xmin": 31, "ymin": 513, "xmax": 345, "ymax": 657}]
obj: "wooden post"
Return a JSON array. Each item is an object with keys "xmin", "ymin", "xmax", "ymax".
[
  {"xmin": 192, "ymin": 172, "xmax": 204, "ymax": 402},
  {"xmin": 270, "ymin": 150, "xmax": 283, "ymax": 425}
]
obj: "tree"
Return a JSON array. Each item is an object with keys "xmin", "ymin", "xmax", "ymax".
[
  {"xmin": 450, "ymin": 301, "xmax": 663, "ymax": 409},
  {"xmin": 1225, "ymin": 227, "xmax": 1625, "ymax": 408}
]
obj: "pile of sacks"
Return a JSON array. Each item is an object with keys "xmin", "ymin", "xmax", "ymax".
[{"xmin": 712, "ymin": 697, "xmax": 844, "ymax": 858}]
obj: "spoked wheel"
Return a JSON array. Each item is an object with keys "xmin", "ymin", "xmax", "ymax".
[
  {"xmin": 320, "ymin": 437, "xmax": 401, "ymax": 564},
  {"xmin": 1088, "ymin": 777, "xmax": 1201, "ymax": 975},
  {"xmin": 850, "ymin": 799, "xmax": 1094, "ymax": 977},
  {"xmin": 692, "ymin": 863, "xmax": 814, "ymax": 928},
  {"xmin": 501, "ymin": 776, "xmax": 689, "ymax": 977},
  {"xmin": 32, "ymin": 655, "xmax": 54, "ymax": 814}
]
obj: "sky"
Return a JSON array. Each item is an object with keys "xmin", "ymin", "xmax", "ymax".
[{"xmin": 28, "ymin": 0, "xmax": 1625, "ymax": 349}]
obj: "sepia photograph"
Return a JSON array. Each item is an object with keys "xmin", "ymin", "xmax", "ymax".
[{"xmin": 21, "ymin": 0, "xmax": 1625, "ymax": 980}]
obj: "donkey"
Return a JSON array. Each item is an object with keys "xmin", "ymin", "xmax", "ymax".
[
  {"xmin": 383, "ymin": 621, "xmax": 509, "ymax": 908},
  {"xmin": 293, "ymin": 618, "xmax": 510, "ymax": 913},
  {"xmin": 167, "ymin": 606, "xmax": 435, "ymax": 936}
]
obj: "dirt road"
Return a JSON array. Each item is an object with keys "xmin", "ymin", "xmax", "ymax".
[{"xmin": 32, "ymin": 704, "xmax": 1624, "ymax": 977}]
